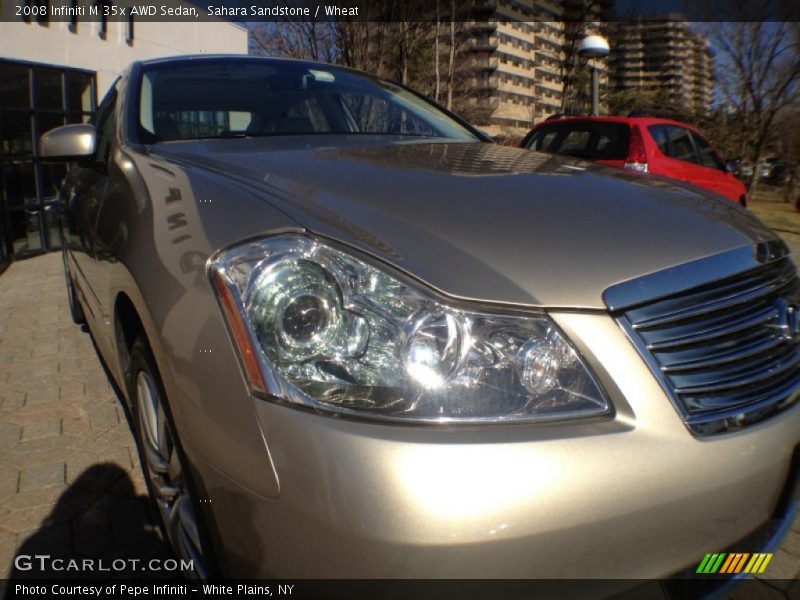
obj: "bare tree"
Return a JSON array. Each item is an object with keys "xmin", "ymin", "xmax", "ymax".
[
  {"xmin": 775, "ymin": 108, "xmax": 800, "ymax": 205},
  {"xmin": 445, "ymin": 6, "xmax": 460, "ymax": 110},
  {"xmin": 249, "ymin": 3, "xmax": 476, "ymax": 123},
  {"xmin": 705, "ymin": 10, "xmax": 800, "ymax": 194},
  {"xmin": 392, "ymin": 8, "xmax": 434, "ymax": 86},
  {"xmin": 434, "ymin": 1, "xmax": 441, "ymax": 102},
  {"xmin": 249, "ymin": 21, "xmax": 338, "ymax": 63},
  {"xmin": 335, "ymin": 22, "xmax": 383, "ymax": 73},
  {"xmin": 333, "ymin": 0, "xmax": 434, "ymax": 88}
]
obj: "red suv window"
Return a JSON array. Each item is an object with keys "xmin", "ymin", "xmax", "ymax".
[
  {"xmin": 525, "ymin": 122, "xmax": 630, "ymax": 160},
  {"xmin": 691, "ymin": 132, "xmax": 726, "ymax": 170},
  {"xmin": 649, "ymin": 124, "xmax": 728, "ymax": 171},
  {"xmin": 648, "ymin": 125, "xmax": 700, "ymax": 164}
]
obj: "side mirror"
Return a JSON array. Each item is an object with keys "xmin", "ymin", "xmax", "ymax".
[{"xmin": 39, "ymin": 124, "xmax": 96, "ymax": 162}]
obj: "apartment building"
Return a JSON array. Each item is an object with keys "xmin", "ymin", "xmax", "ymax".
[
  {"xmin": 0, "ymin": 0, "xmax": 248, "ymax": 265},
  {"xmin": 466, "ymin": 0, "xmax": 608, "ymax": 137},
  {"xmin": 608, "ymin": 16, "xmax": 713, "ymax": 115}
]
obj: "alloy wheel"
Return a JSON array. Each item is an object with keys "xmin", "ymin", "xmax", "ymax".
[{"xmin": 135, "ymin": 371, "xmax": 208, "ymax": 579}]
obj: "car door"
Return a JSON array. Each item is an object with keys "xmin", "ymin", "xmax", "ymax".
[
  {"xmin": 646, "ymin": 124, "xmax": 717, "ymax": 195},
  {"xmin": 62, "ymin": 84, "xmax": 118, "ymax": 326}
]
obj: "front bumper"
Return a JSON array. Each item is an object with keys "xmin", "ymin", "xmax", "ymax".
[{"xmin": 191, "ymin": 312, "xmax": 800, "ymax": 579}]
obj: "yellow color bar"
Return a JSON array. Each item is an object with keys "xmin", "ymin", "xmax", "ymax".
[
  {"xmin": 744, "ymin": 553, "xmax": 773, "ymax": 574},
  {"xmin": 758, "ymin": 554, "xmax": 773, "ymax": 574}
]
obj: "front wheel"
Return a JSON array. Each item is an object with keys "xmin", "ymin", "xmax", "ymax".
[{"xmin": 128, "ymin": 338, "xmax": 214, "ymax": 579}]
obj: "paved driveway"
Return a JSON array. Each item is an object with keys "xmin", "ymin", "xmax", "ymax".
[
  {"xmin": 0, "ymin": 252, "xmax": 799, "ymax": 594},
  {"xmin": 0, "ymin": 252, "xmax": 168, "ymax": 580}
]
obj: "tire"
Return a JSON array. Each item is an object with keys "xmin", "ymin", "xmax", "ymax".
[
  {"xmin": 127, "ymin": 337, "xmax": 215, "ymax": 580},
  {"xmin": 62, "ymin": 250, "xmax": 85, "ymax": 325},
  {"xmin": 739, "ymin": 195, "xmax": 748, "ymax": 208}
]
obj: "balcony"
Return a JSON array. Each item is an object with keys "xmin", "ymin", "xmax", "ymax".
[
  {"xmin": 469, "ymin": 41, "xmax": 499, "ymax": 52},
  {"xmin": 471, "ymin": 21, "xmax": 497, "ymax": 33},
  {"xmin": 535, "ymin": 66, "xmax": 560, "ymax": 80}
]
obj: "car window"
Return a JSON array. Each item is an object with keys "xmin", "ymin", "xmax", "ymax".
[
  {"xmin": 339, "ymin": 93, "xmax": 438, "ymax": 137},
  {"xmin": 285, "ymin": 98, "xmax": 331, "ymax": 132},
  {"xmin": 648, "ymin": 125, "xmax": 699, "ymax": 165},
  {"xmin": 163, "ymin": 109, "xmax": 249, "ymax": 139},
  {"xmin": 535, "ymin": 130, "xmax": 558, "ymax": 151},
  {"xmin": 648, "ymin": 126, "xmax": 669, "ymax": 154},
  {"xmin": 137, "ymin": 60, "xmax": 478, "ymax": 142},
  {"xmin": 559, "ymin": 130, "xmax": 592, "ymax": 153},
  {"xmin": 692, "ymin": 132, "xmax": 725, "ymax": 170},
  {"xmin": 524, "ymin": 122, "xmax": 630, "ymax": 160}
]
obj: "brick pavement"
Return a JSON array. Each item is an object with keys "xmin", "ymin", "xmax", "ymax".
[
  {"xmin": 0, "ymin": 252, "xmax": 168, "ymax": 580},
  {"xmin": 0, "ymin": 252, "xmax": 799, "ymax": 594}
]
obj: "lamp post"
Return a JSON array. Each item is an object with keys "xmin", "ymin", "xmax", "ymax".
[{"xmin": 577, "ymin": 34, "xmax": 610, "ymax": 116}]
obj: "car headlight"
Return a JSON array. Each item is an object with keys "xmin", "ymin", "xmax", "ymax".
[{"xmin": 209, "ymin": 235, "xmax": 609, "ymax": 423}]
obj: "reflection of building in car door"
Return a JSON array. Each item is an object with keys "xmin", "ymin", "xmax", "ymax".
[{"xmin": 64, "ymin": 84, "xmax": 118, "ymax": 322}]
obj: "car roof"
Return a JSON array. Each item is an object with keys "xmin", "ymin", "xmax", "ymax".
[
  {"xmin": 139, "ymin": 53, "xmax": 328, "ymax": 68},
  {"xmin": 134, "ymin": 54, "xmax": 375, "ymax": 81},
  {"xmin": 533, "ymin": 115, "xmax": 695, "ymax": 129}
]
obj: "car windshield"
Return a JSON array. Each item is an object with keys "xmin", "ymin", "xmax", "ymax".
[
  {"xmin": 525, "ymin": 122, "xmax": 630, "ymax": 160},
  {"xmin": 137, "ymin": 59, "xmax": 479, "ymax": 143}
]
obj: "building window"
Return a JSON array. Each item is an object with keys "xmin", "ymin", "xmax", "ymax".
[
  {"xmin": 21, "ymin": 0, "xmax": 32, "ymax": 22},
  {"xmin": 126, "ymin": 15, "xmax": 134, "ymax": 45},
  {"xmin": 68, "ymin": 0, "xmax": 79, "ymax": 33},
  {"xmin": 35, "ymin": 0, "xmax": 49, "ymax": 25},
  {"xmin": 0, "ymin": 60, "xmax": 97, "ymax": 259},
  {"xmin": 33, "ymin": 68, "xmax": 63, "ymax": 110},
  {"xmin": 97, "ymin": 0, "xmax": 109, "ymax": 39}
]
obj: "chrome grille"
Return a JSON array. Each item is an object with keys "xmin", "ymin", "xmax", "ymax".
[{"xmin": 611, "ymin": 248, "xmax": 800, "ymax": 435}]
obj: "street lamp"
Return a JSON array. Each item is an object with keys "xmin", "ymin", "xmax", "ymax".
[{"xmin": 578, "ymin": 34, "xmax": 610, "ymax": 116}]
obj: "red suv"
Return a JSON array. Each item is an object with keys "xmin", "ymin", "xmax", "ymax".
[{"xmin": 521, "ymin": 116, "xmax": 747, "ymax": 206}]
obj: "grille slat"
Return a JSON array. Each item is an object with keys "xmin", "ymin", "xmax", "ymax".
[
  {"xmin": 686, "ymin": 363, "xmax": 800, "ymax": 412},
  {"xmin": 661, "ymin": 333, "xmax": 786, "ymax": 373},
  {"xmin": 666, "ymin": 342, "xmax": 793, "ymax": 390},
  {"xmin": 675, "ymin": 348, "xmax": 800, "ymax": 395},
  {"xmin": 646, "ymin": 306, "xmax": 778, "ymax": 351},
  {"xmin": 633, "ymin": 272, "xmax": 791, "ymax": 330},
  {"xmin": 615, "ymin": 254, "xmax": 800, "ymax": 435}
]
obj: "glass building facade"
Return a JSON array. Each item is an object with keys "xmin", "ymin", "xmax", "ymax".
[{"xmin": 0, "ymin": 59, "xmax": 97, "ymax": 264}]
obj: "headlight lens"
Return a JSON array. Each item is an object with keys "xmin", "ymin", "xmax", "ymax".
[{"xmin": 210, "ymin": 235, "xmax": 609, "ymax": 423}]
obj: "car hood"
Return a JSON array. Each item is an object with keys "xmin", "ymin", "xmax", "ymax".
[{"xmin": 153, "ymin": 137, "xmax": 778, "ymax": 309}]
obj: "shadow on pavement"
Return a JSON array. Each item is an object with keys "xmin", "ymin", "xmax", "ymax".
[{"xmin": 4, "ymin": 463, "xmax": 172, "ymax": 588}]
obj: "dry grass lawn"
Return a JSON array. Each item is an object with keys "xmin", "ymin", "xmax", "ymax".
[{"xmin": 747, "ymin": 185, "xmax": 800, "ymax": 257}]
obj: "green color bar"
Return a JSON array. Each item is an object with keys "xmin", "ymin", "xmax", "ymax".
[
  {"xmin": 696, "ymin": 554, "xmax": 713, "ymax": 574},
  {"xmin": 702, "ymin": 554, "xmax": 719, "ymax": 573},
  {"xmin": 710, "ymin": 553, "xmax": 727, "ymax": 574}
]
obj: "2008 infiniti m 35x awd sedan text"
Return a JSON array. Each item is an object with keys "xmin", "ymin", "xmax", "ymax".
[{"xmin": 40, "ymin": 55, "xmax": 800, "ymax": 583}]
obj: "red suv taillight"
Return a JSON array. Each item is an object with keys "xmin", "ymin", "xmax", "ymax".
[{"xmin": 625, "ymin": 125, "xmax": 648, "ymax": 172}]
